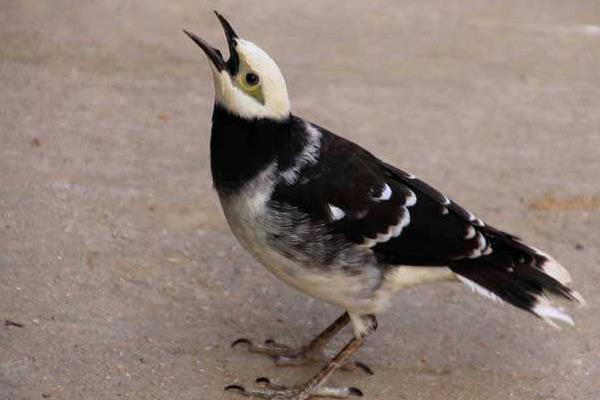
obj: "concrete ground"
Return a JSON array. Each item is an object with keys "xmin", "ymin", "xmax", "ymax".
[{"xmin": 1, "ymin": 1, "xmax": 599, "ymax": 399}]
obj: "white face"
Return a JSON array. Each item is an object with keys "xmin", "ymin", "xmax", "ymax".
[{"xmin": 210, "ymin": 39, "xmax": 290, "ymax": 120}]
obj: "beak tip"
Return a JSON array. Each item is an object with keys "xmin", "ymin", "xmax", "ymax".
[
  {"xmin": 182, "ymin": 29, "xmax": 198, "ymax": 42},
  {"xmin": 213, "ymin": 11, "xmax": 239, "ymax": 41}
]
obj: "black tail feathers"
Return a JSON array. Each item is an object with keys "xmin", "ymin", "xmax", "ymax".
[{"xmin": 451, "ymin": 230, "xmax": 585, "ymax": 327}]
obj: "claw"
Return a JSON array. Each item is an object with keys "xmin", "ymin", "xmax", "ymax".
[
  {"xmin": 231, "ymin": 338, "xmax": 252, "ymax": 349},
  {"xmin": 354, "ymin": 361, "xmax": 374, "ymax": 376},
  {"xmin": 224, "ymin": 384, "xmax": 245, "ymax": 393},
  {"xmin": 226, "ymin": 380, "xmax": 363, "ymax": 399},
  {"xmin": 255, "ymin": 377, "xmax": 270, "ymax": 386}
]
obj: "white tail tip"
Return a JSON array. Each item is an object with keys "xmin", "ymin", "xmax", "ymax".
[{"xmin": 532, "ymin": 299, "xmax": 575, "ymax": 329}]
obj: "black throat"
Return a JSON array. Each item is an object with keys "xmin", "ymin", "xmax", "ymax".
[{"xmin": 210, "ymin": 105, "xmax": 302, "ymax": 193}]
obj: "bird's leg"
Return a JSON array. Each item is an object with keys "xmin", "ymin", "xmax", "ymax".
[
  {"xmin": 225, "ymin": 315, "xmax": 377, "ymax": 400},
  {"xmin": 231, "ymin": 312, "xmax": 372, "ymax": 374}
]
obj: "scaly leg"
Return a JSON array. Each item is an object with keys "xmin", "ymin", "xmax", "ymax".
[
  {"xmin": 226, "ymin": 315, "xmax": 377, "ymax": 400},
  {"xmin": 231, "ymin": 312, "xmax": 372, "ymax": 374}
]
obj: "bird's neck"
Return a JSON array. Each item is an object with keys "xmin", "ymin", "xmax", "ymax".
[{"xmin": 210, "ymin": 104, "xmax": 298, "ymax": 194}]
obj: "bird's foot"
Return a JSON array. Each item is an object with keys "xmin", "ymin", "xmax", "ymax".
[
  {"xmin": 225, "ymin": 377, "xmax": 363, "ymax": 400},
  {"xmin": 231, "ymin": 338, "xmax": 373, "ymax": 374}
]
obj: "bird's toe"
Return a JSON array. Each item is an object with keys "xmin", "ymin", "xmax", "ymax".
[{"xmin": 224, "ymin": 378, "xmax": 363, "ymax": 399}]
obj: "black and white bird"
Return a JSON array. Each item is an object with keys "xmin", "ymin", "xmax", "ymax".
[{"xmin": 184, "ymin": 12, "xmax": 585, "ymax": 400}]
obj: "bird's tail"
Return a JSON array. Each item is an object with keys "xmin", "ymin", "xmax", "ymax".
[{"xmin": 450, "ymin": 227, "xmax": 586, "ymax": 328}]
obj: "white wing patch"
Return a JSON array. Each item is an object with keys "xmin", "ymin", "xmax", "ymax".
[
  {"xmin": 464, "ymin": 226, "xmax": 476, "ymax": 239},
  {"xmin": 368, "ymin": 209, "xmax": 411, "ymax": 246},
  {"xmin": 405, "ymin": 189, "xmax": 417, "ymax": 207},
  {"xmin": 468, "ymin": 232, "xmax": 488, "ymax": 258},
  {"xmin": 281, "ymin": 122, "xmax": 322, "ymax": 185},
  {"xmin": 328, "ymin": 204, "xmax": 346, "ymax": 221},
  {"xmin": 464, "ymin": 210, "xmax": 485, "ymax": 227},
  {"xmin": 373, "ymin": 183, "xmax": 392, "ymax": 201},
  {"xmin": 362, "ymin": 188, "xmax": 417, "ymax": 248}
]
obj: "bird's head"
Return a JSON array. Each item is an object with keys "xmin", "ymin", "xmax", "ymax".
[{"xmin": 184, "ymin": 12, "xmax": 290, "ymax": 120}]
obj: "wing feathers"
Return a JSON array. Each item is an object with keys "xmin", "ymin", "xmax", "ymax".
[{"xmin": 269, "ymin": 118, "xmax": 582, "ymax": 326}]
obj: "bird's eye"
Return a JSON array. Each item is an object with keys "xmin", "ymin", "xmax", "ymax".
[{"xmin": 245, "ymin": 72, "xmax": 260, "ymax": 86}]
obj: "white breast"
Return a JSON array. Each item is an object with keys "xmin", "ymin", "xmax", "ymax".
[
  {"xmin": 218, "ymin": 163, "xmax": 277, "ymax": 264},
  {"xmin": 219, "ymin": 163, "xmax": 314, "ymax": 287}
]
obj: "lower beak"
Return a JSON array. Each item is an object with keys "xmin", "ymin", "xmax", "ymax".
[{"xmin": 183, "ymin": 29, "xmax": 226, "ymax": 72}]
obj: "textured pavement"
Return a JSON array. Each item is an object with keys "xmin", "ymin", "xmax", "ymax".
[{"xmin": 1, "ymin": 1, "xmax": 599, "ymax": 399}]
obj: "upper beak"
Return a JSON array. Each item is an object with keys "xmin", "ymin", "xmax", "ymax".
[
  {"xmin": 183, "ymin": 29, "xmax": 226, "ymax": 72},
  {"xmin": 183, "ymin": 11, "xmax": 240, "ymax": 74}
]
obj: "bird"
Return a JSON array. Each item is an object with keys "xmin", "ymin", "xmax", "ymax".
[{"xmin": 183, "ymin": 12, "xmax": 585, "ymax": 400}]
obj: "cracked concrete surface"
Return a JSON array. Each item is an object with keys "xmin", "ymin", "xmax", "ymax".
[{"xmin": 1, "ymin": 1, "xmax": 599, "ymax": 399}]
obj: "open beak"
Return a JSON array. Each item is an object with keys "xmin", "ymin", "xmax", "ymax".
[
  {"xmin": 183, "ymin": 29, "xmax": 226, "ymax": 72},
  {"xmin": 183, "ymin": 11, "xmax": 240, "ymax": 74}
]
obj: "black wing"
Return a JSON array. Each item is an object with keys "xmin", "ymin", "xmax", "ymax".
[
  {"xmin": 272, "ymin": 123, "xmax": 490, "ymax": 267},
  {"xmin": 271, "ymin": 119, "xmax": 582, "ymax": 319}
]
